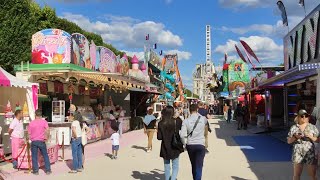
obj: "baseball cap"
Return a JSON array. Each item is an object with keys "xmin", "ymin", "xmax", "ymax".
[
  {"xmin": 294, "ymin": 109, "xmax": 310, "ymax": 116},
  {"xmin": 147, "ymin": 107, "xmax": 153, "ymax": 111}
]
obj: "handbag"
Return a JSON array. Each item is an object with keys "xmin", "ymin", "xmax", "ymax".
[
  {"xmin": 171, "ymin": 119, "xmax": 184, "ymax": 152},
  {"xmin": 81, "ymin": 123, "xmax": 88, "ymax": 146}
]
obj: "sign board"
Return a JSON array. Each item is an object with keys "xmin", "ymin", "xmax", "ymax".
[
  {"xmin": 32, "ymin": 29, "xmax": 71, "ymax": 64},
  {"xmin": 284, "ymin": 5, "xmax": 320, "ymax": 70}
]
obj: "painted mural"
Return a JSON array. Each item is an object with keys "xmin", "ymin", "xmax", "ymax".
[
  {"xmin": 71, "ymin": 33, "xmax": 91, "ymax": 68},
  {"xmin": 95, "ymin": 46, "xmax": 101, "ymax": 71},
  {"xmin": 90, "ymin": 40, "xmax": 96, "ymax": 71},
  {"xmin": 228, "ymin": 59, "xmax": 249, "ymax": 96},
  {"xmin": 31, "ymin": 29, "xmax": 71, "ymax": 64},
  {"xmin": 119, "ymin": 54, "xmax": 130, "ymax": 75},
  {"xmin": 99, "ymin": 47, "xmax": 117, "ymax": 73}
]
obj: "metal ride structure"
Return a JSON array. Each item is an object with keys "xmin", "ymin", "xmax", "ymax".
[{"xmin": 161, "ymin": 54, "xmax": 184, "ymax": 104}]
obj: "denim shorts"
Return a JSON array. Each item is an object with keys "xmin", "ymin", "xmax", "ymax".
[{"xmin": 112, "ymin": 145, "xmax": 119, "ymax": 151}]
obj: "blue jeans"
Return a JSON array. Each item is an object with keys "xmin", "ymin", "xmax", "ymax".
[
  {"xmin": 71, "ymin": 137, "xmax": 82, "ymax": 170},
  {"xmin": 164, "ymin": 156, "xmax": 179, "ymax": 180},
  {"xmin": 31, "ymin": 141, "xmax": 51, "ymax": 173},
  {"xmin": 186, "ymin": 145, "xmax": 205, "ymax": 180}
]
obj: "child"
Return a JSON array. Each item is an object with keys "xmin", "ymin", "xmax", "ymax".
[{"xmin": 110, "ymin": 126, "xmax": 120, "ymax": 159}]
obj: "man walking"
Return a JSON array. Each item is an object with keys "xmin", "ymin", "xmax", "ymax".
[
  {"xmin": 197, "ymin": 102, "xmax": 211, "ymax": 153},
  {"xmin": 28, "ymin": 109, "xmax": 51, "ymax": 175},
  {"xmin": 180, "ymin": 104, "xmax": 207, "ymax": 180},
  {"xmin": 8, "ymin": 110, "xmax": 24, "ymax": 169}
]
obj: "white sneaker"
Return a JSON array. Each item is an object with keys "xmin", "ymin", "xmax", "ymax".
[{"xmin": 146, "ymin": 149, "xmax": 151, "ymax": 153}]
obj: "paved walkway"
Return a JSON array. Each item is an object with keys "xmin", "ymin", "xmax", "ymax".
[{"xmin": 0, "ymin": 116, "xmax": 317, "ymax": 180}]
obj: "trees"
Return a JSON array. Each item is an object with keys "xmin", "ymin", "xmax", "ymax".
[
  {"xmin": 0, "ymin": 0, "xmax": 36, "ymax": 73},
  {"xmin": 0, "ymin": 0, "xmax": 128, "ymax": 73}
]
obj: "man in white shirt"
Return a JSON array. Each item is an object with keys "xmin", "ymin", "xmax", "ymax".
[
  {"xmin": 180, "ymin": 104, "xmax": 207, "ymax": 180},
  {"xmin": 8, "ymin": 110, "xmax": 24, "ymax": 169}
]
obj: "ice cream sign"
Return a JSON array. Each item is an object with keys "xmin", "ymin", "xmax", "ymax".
[{"xmin": 32, "ymin": 29, "xmax": 71, "ymax": 64}]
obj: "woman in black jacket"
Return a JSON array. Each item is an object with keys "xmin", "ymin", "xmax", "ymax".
[{"xmin": 157, "ymin": 106, "xmax": 183, "ymax": 180}]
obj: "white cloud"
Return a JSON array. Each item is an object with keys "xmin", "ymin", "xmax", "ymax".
[
  {"xmin": 121, "ymin": 50, "xmax": 145, "ymax": 61},
  {"xmin": 164, "ymin": 50, "xmax": 192, "ymax": 61},
  {"xmin": 219, "ymin": 0, "xmax": 319, "ymax": 30},
  {"xmin": 181, "ymin": 75, "xmax": 193, "ymax": 90},
  {"xmin": 214, "ymin": 36, "xmax": 283, "ymax": 66},
  {"xmin": 215, "ymin": 21, "xmax": 287, "ymax": 37},
  {"xmin": 61, "ymin": 13, "xmax": 183, "ymax": 49}
]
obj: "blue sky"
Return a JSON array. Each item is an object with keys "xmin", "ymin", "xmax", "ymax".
[{"xmin": 37, "ymin": 0, "xmax": 319, "ymax": 89}]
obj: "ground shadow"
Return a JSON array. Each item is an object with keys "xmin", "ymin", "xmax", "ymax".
[
  {"xmin": 104, "ymin": 153, "xmax": 113, "ymax": 159},
  {"xmin": 131, "ymin": 145, "xmax": 147, "ymax": 152},
  {"xmin": 231, "ymin": 176, "xmax": 248, "ymax": 180},
  {"xmin": 212, "ymin": 115, "xmax": 320, "ymax": 179},
  {"xmin": 131, "ymin": 169, "xmax": 164, "ymax": 180},
  {"xmin": 65, "ymin": 159, "xmax": 73, "ymax": 170}
]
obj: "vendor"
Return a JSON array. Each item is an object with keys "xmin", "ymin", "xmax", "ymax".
[
  {"xmin": 94, "ymin": 103, "xmax": 103, "ymax": 120},
  {"xmin": 8, "ymin": 110, "xmax": 24, "ymax": 169}
]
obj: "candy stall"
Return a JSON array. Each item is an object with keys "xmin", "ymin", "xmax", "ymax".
[{"xmin": 0, "ymin": 67, "xmax": 38, "ymax": 155}]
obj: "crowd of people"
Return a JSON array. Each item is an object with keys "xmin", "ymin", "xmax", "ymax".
[{"xmin": 142, "ymin": 102, "xmax": 211, "ymax": 180}]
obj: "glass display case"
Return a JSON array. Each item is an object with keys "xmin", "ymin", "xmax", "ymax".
[
  {"xmin": 52, "ymin": 101, "xmax": 65, "ymax": 123},
  {"xmin": 77, "ymin": 106, "xmax": 96, "ymax": 121}
]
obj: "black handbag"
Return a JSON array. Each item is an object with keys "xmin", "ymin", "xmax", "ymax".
[{"xmin": 171, "ymin": 119, "xmax": 184, "ymax": 152}]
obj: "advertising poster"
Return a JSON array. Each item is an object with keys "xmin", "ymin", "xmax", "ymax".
[
  {"xmin": 99, "ymin": 47, "xmax": 117, "ymax": 73},
  {"xmin": 71, "ymin": 33, "xmax": 91, "ymax": 68},
  {"xmin": 95, "ymin": 46, "xmax": 101, "ymax": 71},
  {"xmin": 228, "ymin": 59, "xmax": 250, "ymax": 96},
  {"xmin": 90, "ymin": 40, "xmax": 96, "ymax": 71},
  {"xmin": 17, "ymin": 144, "xmax": 59, "ymax": 169},
  {"xmin": 31, "ymin": 29, "xmax": 71, "ymax": 64}
]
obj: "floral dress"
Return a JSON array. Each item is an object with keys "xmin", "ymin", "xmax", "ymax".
[{"xmin": 288, "ymin": 123, "xmax": 319, "ymax": 164}]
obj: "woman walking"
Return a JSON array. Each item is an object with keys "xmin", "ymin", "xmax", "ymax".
[
  {"xmin": 287, "ymin": 109, "xmax": 319, "ymax": 180},
  {"xmin": 143, "ymin": 107, "xmax": 157, "ymax": 152},
  {"xmin": 157, "ymin": 106, "xmax": 183, "ymax": 180}
]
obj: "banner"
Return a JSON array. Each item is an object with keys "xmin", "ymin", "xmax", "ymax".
[
  {"xmin": 32, "ymin": 29, "xmax": 71, "ymax": 64},
  {"xmin": 17, "ymin": 144, "xmax": 59, "ymax": 169},
  {"xmin": 99, "ymin": 47, "xmax": 117, "ymax": 73},
  {"xmin": 277, "ymin": 1, "xmax": 288, "ymax": 26},
  {"xmin": 71, "ymin": 33, "xmax": 91, "ymax": 68}
]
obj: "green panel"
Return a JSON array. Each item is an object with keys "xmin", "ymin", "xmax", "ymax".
[
  {"xmin": 228, "ymin": 59, "xmax": 250, "ymax": 84},
  {"xmin": 223, "ymin": 69, "xmax": 229, "ymax": 92},
  {"xmin": 14, "ymin": 63, "xmax": 93, "ymax": 72}
]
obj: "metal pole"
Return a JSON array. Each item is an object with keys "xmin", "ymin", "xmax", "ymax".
[
  {"xmin": 59, "ymin": 132, "xmax": 65, "ymax": 162},
  {"xmin": 26, "ymin": 135, "xmax": 32, "ymax": 174}
]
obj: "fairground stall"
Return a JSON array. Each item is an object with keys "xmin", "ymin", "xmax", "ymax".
[
  {"xmin": 259, "ymin": 5, "xmax": 320, "ymax": 128},
  {"xmin": 0, "ymin": 67, "xmax": 38, "ymax": 155},
  {"xmin": 15, "ymin": 28, "xmax": 151, "ymax": 146},
  {"xmin": 239, "ymin": 66, "xmax": 284, "ymax": 131}
]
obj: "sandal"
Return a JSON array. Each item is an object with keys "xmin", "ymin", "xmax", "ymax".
[{"xmin": 68, "ymin": 170, "xmax": 77, "ymax": 173}]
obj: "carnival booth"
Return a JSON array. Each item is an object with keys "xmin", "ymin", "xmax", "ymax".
[
  {"xmin": 15, "ymin": 28, "xmax": 151, "ymax": 146},
  {"xmin": 0, "ymin": 67, "xmax": 39, "ymax": 155}
]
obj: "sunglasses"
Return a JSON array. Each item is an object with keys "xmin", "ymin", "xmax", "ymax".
[{"xmin": 300, "ymin": 114, "xmax": 309, "ymax": 118}]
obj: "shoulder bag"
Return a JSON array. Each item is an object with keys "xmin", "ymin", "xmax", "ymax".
[
  {"xmin": 171, "ymin": 119, "xmax": 184, "ymax": 152},
  {"xmin": 187, "ymin": 116, "xmax": 201, "ymax": 137}
]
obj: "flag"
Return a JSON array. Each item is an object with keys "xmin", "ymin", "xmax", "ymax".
[
  {"xmin": 154, "ymin": 43, "xmax": 157, "ymax": 49},
  {"xmin": 224, "ymin": 53, "xmax": 228, "ymax": 64},
  {"xmin": 146, "ymin": 34, "xmax": 150, "ymax": 40},
  {"xmin": 299, "ymin": 0, "xmax": 304, "ymax": 7},
  {"xmin": 240, "ymin": 40, "xmax": 260, "ymax": 63},
  {"xmin": 241, "ymin": 44, "xmax": 256, "ymax": 69},
  {"xmin": 277, "ymin": 1, "xmax": 288, "ymax": 26},
  {"xmin": 160, "ymin": 50, "xmax": 163, "ymax": 55},
  {"xmin": 235, "ymin": 45, "xmax": 247, "ymax": 63}
]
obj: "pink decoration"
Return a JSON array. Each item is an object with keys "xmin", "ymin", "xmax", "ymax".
[
  {"xmin": 0, "ymin": 69, "xmax": 10, "ymax": 87},
  {"xmin": 32, "ymin": 85, "xmax": 38, "ymax": 110},
  {"xmin": 122, "ymin": 54, "xmax": 128, "ymax": 60},
  {"xmin": 140, "ymin": 63, "xmax": 146, "ymax": 71},
  {"xmin": 131, "ymin": 55, "xmax": 139, "ymax": 64}
]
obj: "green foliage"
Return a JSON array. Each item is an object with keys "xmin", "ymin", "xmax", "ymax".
[
  {"xmin": 0, "ymin": 0, "xmax": 128, "ymax": 73},
  {"xmin": 0, "ymin": 0, "xmax": 36, "ymax": 73}
]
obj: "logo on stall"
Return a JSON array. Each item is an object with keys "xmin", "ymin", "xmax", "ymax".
[{"xmin": 284, "ymin": 9, "xmax": 320, "ymax": 70}]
